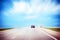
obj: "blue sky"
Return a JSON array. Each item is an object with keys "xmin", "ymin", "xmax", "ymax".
[{"xmin": 0, "ymin": 0, "xmax": 60, "ymax": 28}]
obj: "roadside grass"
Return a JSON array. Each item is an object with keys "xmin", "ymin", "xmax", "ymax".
[
  {"xmin": 0, "ymin": 28, "xmax": 13, "ymax": 31},
  {"xmin": 47, "ymin": 28, "xmax": 60, "ymax": 32}
]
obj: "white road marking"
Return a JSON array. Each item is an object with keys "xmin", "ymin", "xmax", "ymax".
[{"xmin": 40, "ymin": 28, "xmax": 58, "ymax": 40}]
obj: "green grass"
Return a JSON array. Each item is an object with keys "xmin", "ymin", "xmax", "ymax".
[
  {"xmin": 0, "ymin": 28, "xmax": 13, "ymax": 31},
  {"xmin": 47, "ymin": 28, "xmax": 60, "ymax": 32}
]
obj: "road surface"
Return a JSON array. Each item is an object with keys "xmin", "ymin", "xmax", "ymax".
[{"xmin": 0, "ymin": 27, "xmax": 59, "ymax": 40}]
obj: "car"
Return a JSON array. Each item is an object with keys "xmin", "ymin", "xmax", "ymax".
[{"xmin": 31, "ymin": 25, "xmax": 35, "ymax": 28}]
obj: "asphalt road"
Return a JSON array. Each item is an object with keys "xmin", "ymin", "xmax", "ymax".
[{"xmin": 0, "ymin": 27, "xmax": 59, "ymax": 40}]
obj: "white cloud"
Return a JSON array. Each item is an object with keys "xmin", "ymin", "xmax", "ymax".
[
  {"xmin": 13, "ymin": 2, "xmax": 26, "ymax": 12},
  {"xmin": 24, "ymin": 15, "xmax": 38, "ymax": 19},
  {"xmin": 4, "ymin": 0, "xmax": 59, "ymax": 19}
]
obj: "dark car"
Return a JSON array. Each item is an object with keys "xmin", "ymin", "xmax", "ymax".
[{"xmin": 31, "ymin": 25, "xmax": 35, "ymax": 28}]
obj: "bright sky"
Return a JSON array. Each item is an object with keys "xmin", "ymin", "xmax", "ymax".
[{"xmin": 0, "ymin": 0, "xmax": 60, "ymax": 28}]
